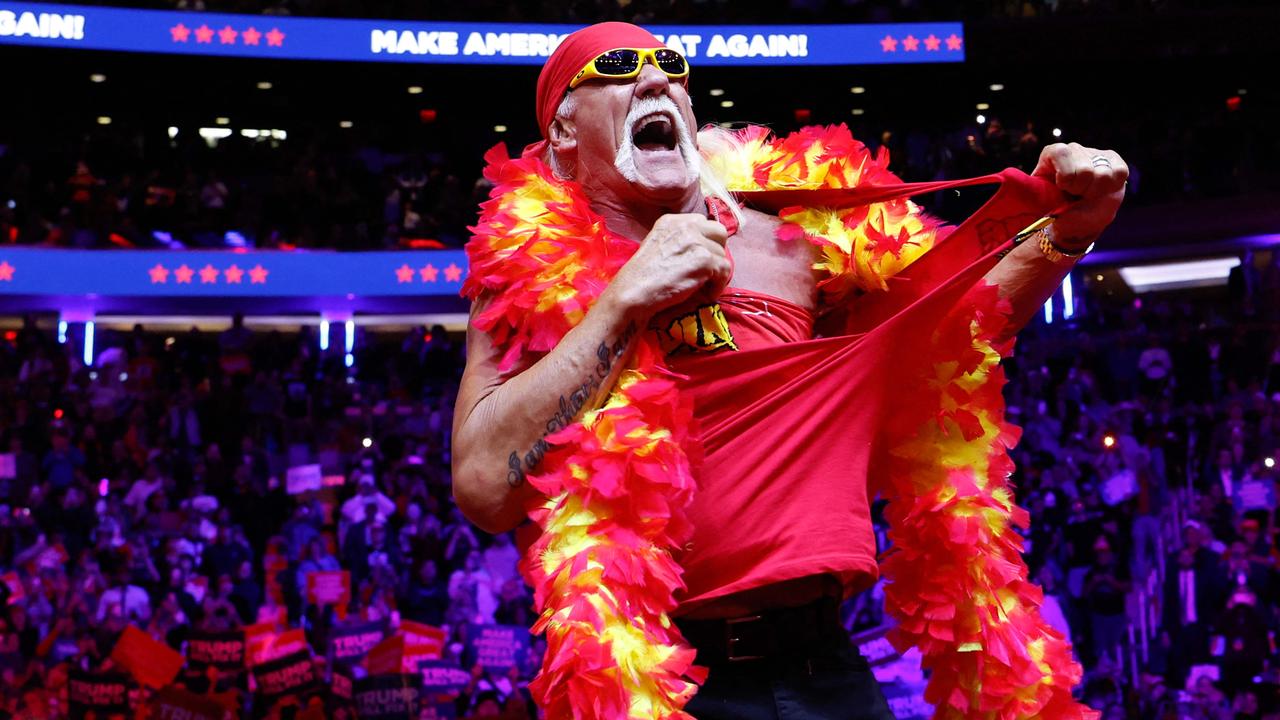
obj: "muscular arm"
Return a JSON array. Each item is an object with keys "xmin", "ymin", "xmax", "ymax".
[
  {"xmin": 451, "ymin": 289, "xmax": 640, "ymax": 534},
  {"xmin": 982, "ymin": 229, "xmax": 1082, "ymax": 341},
  {"xmin": 451, "ymin": 213, "xmax": 731, "ymax": 534},
  {"xmin": 984, "ymin": 141, "xmax": 1128, "ymax": 341}
]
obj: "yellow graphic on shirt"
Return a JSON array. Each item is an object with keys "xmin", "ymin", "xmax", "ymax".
[{"xmin": 654, "ymin": 303, "xmax": 738, "ymax": 355}]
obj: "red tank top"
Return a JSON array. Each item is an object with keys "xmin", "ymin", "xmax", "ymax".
[{"xmin": 667, "ymin": 288, "xmax": 885, "ymax": 613}]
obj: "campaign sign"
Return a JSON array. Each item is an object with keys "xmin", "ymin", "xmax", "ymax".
[
  {"xmin": 252, "ymin": 650, "xmax": 319, "ymax": 705},
  {"xmin": 401, "ymin": 621, "xmax": 446, "ymax": 657},
  {"xmin": 881, "ymin": 679, "xmax": 932, "ymax": 720},
  {"xmin": 330, "ymin": 619, "xmax": 387, "ymax": 666},
  {"xmin": 109, "ymin": 625, "xmax": 184, "ymax": 689},
  {"xmin": 287, "ymin": 463, "xmax": 323, "ymax": 495},
  {"xmin": 305, "ymin": 570, "xmax": 351, "ymax": 609},
  {"xmin": 467, "ymin": 625, "xmax": 529, "ymax": 673},
  {"xmin": 186, "ymin": 628, "xmax": 246, "ymax": 670},
  {"xmin": 332, "ymin": 665, "xmax": 355, "ymax": 701},
  {"xmin": 851, "ymin": 624, "xmax": 900, "ymax": 668},
  {"xmin": 353, "ymin": 673, "xmax": 422, "ymax": 720},
  {"xmin": 418, "ymin": 660, "xmax": 470, "ymax": 694},
  {"xmin": 67, "ymin": 669, "xmax": 131, "ymax": 716},
  {"xmin": 1235, "ymin": 478, "xmax": 1277, "ymax": 512},
  {"xmin": 250, "ymin": 627, "xmax": 310, "ymax": 666}
]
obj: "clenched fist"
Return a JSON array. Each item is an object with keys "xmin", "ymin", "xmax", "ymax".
[
  {"xmin": 1033, "ymin": 142, "xmax": 1129, "ymax": 249},
  {"xmin": 604, "ymin": 213, "xmax": 732, "ymax": 319}
]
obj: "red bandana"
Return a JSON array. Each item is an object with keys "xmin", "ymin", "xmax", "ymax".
[{"xmin": 533, "ymin": 22, "xmax": 668, "ymax": 146}]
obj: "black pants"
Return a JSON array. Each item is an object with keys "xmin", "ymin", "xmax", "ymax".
[{"xmin": 685, "ymin": 638, "xmax": 897, "ymax": 720}]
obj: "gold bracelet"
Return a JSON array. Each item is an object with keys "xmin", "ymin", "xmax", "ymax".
[{"xmin": 1035, "ymin": 225, "xmax": 1094, "ymax": 263}]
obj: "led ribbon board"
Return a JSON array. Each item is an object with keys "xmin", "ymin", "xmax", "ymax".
[
  {"xmin": 0, "ymin": 248, "xmax": 468, "ymax": 298},
  {"xmin": 0, "ymin": 3, "xmax": 965, "ymax": 65}
]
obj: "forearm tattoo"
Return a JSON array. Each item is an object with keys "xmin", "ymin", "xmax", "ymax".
[{"xmin": 506, "ymin": 322, "xmax": 637, "ymax": 487}]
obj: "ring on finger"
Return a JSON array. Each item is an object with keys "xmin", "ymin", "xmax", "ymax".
[{"xmin": 1091, "ymin": 155, "xmax": 1112, "ymax": 168}]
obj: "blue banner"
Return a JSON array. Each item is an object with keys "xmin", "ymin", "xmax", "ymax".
[
  {"xmin": 0, "ymin": 247, "xmax": 467, "ymax": 298},
  {"xmin": 0, "ymin": 2, "xmax": 964, "ymax": 65}
]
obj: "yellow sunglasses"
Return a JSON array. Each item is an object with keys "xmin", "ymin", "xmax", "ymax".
[{"xmin": 568, "ymin": 47, "xmax": 690, "ymax": 90}]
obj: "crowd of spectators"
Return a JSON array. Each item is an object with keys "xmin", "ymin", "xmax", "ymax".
[
  {"xmin": 1, "ymin": 252, "xmax": 1278, "ymax": 716},
  {"xmin": 0, "ymin": 126, "xmax": 479, "ymax": 252},
  {"xmin": 0, "ymin": 315, "xmax": 548, "ymax": 717},
  {"xmin": 1, "ymin": 91, "xmax": 1266, "ymax": 253}
]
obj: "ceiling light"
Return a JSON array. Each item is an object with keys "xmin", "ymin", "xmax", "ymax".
[
  {"xmin": 493, "ymin": 125, "xmax": 508, "ymax": 133},
  {"xmin": 1052, "ymin": 128, "xmax": 1062, "ymax": 138},
  {"xmin": 851, "ymin": 108, "xmax": 865, "ymax": 116},
  {"xmin": 215, "ymin": 117, "xmax": 230, "ymax": 125},
  {"xmin": 1118, "ymin": 257, "xmax": 1242, "ymax": 293},
  {"xmin": 709, "ymin": 88, "xmax": 725, "ymax": 97},
  {"xmin": 720, "ymin": 100, "xmax": 734, "ymax": 108},
  {"xmin": 270, "ymin": 129, "xmax": 287, "ymax": 140},
  {"xmin": 96, "ymin": 116, "xmax": 111, "ymax": 125},
  {"xmin": 89, "ymin": 73, "xmax": 106, "ymax": 83},
  {"xmin": 1237, "ymin": 88, "xmax": 1248, "ymax": 95},
  {"xmin": 339, "ymin": 120, "xmax": 353, "ymax": 128},
  {"xmin": 256, "ymin": 81, "xmax": 272, "ymax": 90},
  {"xmin": 850, "ymin": 86, "xmax": 866, "ymax": 94},
  {"xmin": 198, "ymin": 127, "xmax": 233, "ymax": 141},
  {"xmin": 989, "ymin": 83, "xmax": 1004, "ymax": 91},
  {"xmin": 976, "ymin": 102, "xmax": 990, "ymax": 110},
  {"xmin": 407, "ymin": 85, "xmax": 423, "ymax": 94},
  {"xmin": 976, "ymin": 114, "xmax": 986, "ymax": 124},
  {"xmin": 167, "ymin": 126, "xmax": 179, "ymax": 138},
  {"xmin": 240, "ymin": 129, "xmax": 260, "ymax": 138}
]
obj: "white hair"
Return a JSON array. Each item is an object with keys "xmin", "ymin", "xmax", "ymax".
[{"xmin": 547, "ymin": 92, "xmax": 742, "ymax": 228}]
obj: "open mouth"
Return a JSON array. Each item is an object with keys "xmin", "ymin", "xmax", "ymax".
[{"xmin": 631, "ymin": 112, "xmax": 677, "ymax": 152}]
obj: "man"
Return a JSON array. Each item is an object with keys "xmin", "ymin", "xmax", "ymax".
[
  {"xmin": 453, "ymin": 22, "xmax": 1126, "ymax": 719},
  {"xmin": 339, "ymin": 473, "xmax": 394, "ymax": 527}
]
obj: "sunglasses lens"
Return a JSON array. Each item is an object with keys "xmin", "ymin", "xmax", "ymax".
[
  {"xmin": 593, "ymin": 49, "xmax": 641, "ymax": 76},
  {"xmin": 653, "ymin": 49, "xmax": 687, "ymax": 75}
]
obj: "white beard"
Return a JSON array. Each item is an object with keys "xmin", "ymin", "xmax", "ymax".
[{"xmin": 613, "ymin": 95, "xmax": 701, "ymax": 185}]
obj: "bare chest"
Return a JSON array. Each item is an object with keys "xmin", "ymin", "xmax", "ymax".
[{"xmin": 725, "ymin": 209, "xmax": 820, "ymax": 312}]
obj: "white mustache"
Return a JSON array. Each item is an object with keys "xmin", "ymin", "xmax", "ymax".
[{"xmin": 614, "ymin": 95, "xmax": 700, "ymax": 184}]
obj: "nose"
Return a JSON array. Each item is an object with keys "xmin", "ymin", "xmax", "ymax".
[{"xmin": 633, "ymin": 61, "xmax": 671, "ymax": 99}]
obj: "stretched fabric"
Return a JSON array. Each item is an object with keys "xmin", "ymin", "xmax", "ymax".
[{"xmin": 462, "ymin": 124, "xmax": 1097, "ymax": 720}]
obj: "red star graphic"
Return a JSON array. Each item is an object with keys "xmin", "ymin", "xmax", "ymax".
[
  {"xmin": 174, "ymin": 264, "xmax": 194, "ymax": 284},
  {"xmin": 879, "ymin": 35, "xmax": 897, "ymax": 52},
  {"xmin": 194, "ymin": 24, "xmax": 214, "ymax": 43},
  {"xmin": 199, "ymin": 264, "xmax": 219, "ymax": 284},
  {"xmin": 266, "ymin": 28, "xmax": 285, "ymax": 47},
  {"xmin": 224, "ymin": 264, "xmax": 244, "ymax": 284},
  {"xmin": 242, "ymin": 27, "xmax": 261, "ymax": 45},
  {"xmin": 249, "ymin": 264, "xmax": 269, "ymax": 284},
  {"xmin": 946, "ymin": 33, "xmax": 963, "ymax": 51},
  {"xmin": 924, "ymin": 34, "xmax": 941, "ymax": 51},
  {"xmin": 148, "ymin": 263, "xmax": 169, "ymax": 284},
  {"xmin": 902, "ymin": 35, "xmax": 920, "ymax": 51},
  {"xmin": 419, "ymin": 264, "xmax": 438, "ymax": 283},
  {"xmin": 0, "ymin": 261, "xmax": 13, "ymax": 281},
  {"xmin": 218, "ymin": 25, "xmax": 238, "ymax": 44},
  {"xmin": 170, "ymin": 23, "xmax": 191, "ymax": 42},
  {"xmin": 443, "ymin": 263, "xmax": 463, "ymax": 283},
  {"xmin": 395, "ymin": 264, "xmax": 415, "ymax": 283}
]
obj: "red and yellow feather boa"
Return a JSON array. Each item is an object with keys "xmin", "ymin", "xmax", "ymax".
[{"xmin": 463, "ymin": 124, "xmax": 1095, "ymax": 720}]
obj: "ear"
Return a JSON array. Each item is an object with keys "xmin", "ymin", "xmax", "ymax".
[{"xmin": 548, "ymin": 115, "xmax": 577, "ymax": 156}]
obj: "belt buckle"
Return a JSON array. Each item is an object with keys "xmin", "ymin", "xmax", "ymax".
[{"xmin": 724, "ymin": 614, "xmax": 765, "ymax": 662}]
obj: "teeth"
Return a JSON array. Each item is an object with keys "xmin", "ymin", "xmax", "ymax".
[{"xmin": 636, "ymin": 113, "xmax": 673, "ymax": 133}]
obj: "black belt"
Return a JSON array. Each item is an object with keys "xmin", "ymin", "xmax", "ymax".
[{"xmin": 675, "ymin": 596, "xmax": 843, "ymax": 665}]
